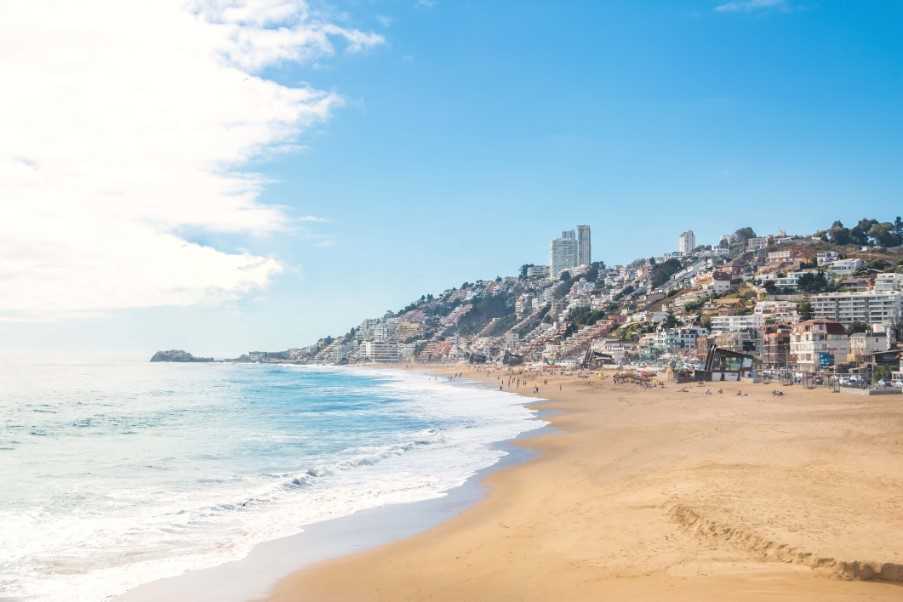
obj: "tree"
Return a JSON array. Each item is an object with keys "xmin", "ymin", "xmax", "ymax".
[
  {"xmin": 796, "ymin": 272, "xmax": 829, "ymax": 293},
  {"xmin": 828, "ymin": 220, "xmax": 851, "ymax": 245},
  {"xmin": 866, "ymin": 259, "xmax": 893, "ymax": 272},
  {"xmin": 873, "ymin": 365, "xmax": 893, "ymax": 385},
  {"xmin": 867, "ymin": 222, "xmax": 901, "ymax": 247},
  {"xmin": 559, "ymin": 270, "xmax": 572, "ymax": 283},
  {"xmin": 763, "ymin": 280, "xmax": 778, "ymax": 294},
  {"xmin": 798, "ymin": 299, "xmax": 813, "ymax": 321},
  {"xmin": 569, "ymin": 306, "xmax": 606, "ymax": 328},
  {"xmin": 895, "ymin": 216, "xmax": 903, "ymax": 238},
  {"xmin": 850, "ymin": 218, "xmax": 877, "ymax": 246},
  {"xmin": 651, "ymin": 258, "xmax": 682, "ymax": 288},
  {"xmin": 662, "ymin": 312, "xmax": 680, "ymax": 329},
  {"xmin": 733, "ymin": 227, "xmax": 757, "ymax": 242}
]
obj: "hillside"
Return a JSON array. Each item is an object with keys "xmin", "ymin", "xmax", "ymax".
[{"xmin": 244, "ymin": 217, "xmax": 903, "ymax": 367}]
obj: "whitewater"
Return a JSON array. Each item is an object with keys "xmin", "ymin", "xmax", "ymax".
[{"xmin": 0, "ymin": 357, "xmax": 542, "ymax": 601}]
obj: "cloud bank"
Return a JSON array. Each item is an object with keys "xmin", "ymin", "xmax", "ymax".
[{"xmin": 0, "ymin": 0, "xmax": 382, "ymax": 319}]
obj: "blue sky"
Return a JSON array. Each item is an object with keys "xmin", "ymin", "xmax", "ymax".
[{"xmin": 3, "ymin": 0, "xmax": 902, "ymax": 354}]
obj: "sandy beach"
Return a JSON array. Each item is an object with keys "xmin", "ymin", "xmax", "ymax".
[{"xmin": 267, "ymin": 365, "xmax": 903, "ymax": 601}]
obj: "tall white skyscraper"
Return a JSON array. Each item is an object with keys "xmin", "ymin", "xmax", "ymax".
[
  {"xmin": 577, "ymin": 225, "xmax": 591, "ymax": 266},
  {"xmin": 550, "ymin": 230, "xmax": 578, "ymax": 278},
  {"xmin": 678, "ymin": 230, "xmax": 696, "ymax": 255}
]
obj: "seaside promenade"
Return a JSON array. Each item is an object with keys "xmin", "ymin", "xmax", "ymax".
[{"xmin": 268, "ymin": 365, "xmax": 903, "ymax": 601}]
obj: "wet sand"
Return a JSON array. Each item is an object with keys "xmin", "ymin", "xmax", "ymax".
[{"xmin": 267, "ymin": 366, "xmax": 903, "ymax": 601}]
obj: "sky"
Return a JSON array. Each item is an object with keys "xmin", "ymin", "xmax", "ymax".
[{"xmin": 1, "ymin": 0, "xmax": 902, "ymax": 355}]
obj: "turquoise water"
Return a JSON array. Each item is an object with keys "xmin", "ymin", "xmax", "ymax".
[{"xmin": 0, "ymin": 358, "xmax": 541, "ymax": 601}]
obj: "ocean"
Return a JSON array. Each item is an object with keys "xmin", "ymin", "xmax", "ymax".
[{"xmin": 0, "ymin": 357, "xmax": 542, "ymax": 601}]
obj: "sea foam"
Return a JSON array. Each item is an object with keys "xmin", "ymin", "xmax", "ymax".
[{"xmin": 0, "ymin": 361, "xmax": 541, "ymax": 601}]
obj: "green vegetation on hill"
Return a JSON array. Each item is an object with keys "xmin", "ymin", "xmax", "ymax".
[
  {"xmin": 824, "ymin": 217, "xmax": 903, "ymax": 248},
  {"xmin": 568, "ymin": 305, "xmax": 606, "ymax": 328},
  {"xmin": 456, "ymin": 294, "xmax": 513, "ymax": 336},
  {"xmin": 651, "ymin": 258, "xmax": 682, "ymax": 288}
]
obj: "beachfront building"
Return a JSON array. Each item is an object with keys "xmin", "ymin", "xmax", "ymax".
[
  {"xmin": 660, "ymin": 326, "xmax": 707, "ymax": 351},
  {"xmin": 591, "ymin": 338, "xmax": 636, "ymax": 363},
  {"xmin": 848, "ymin": 331, "xmax": 892, "ymax": 363},
  {"xmin": 398, "ymin": 342, "xmax": 418, "ymax": 362},
  {"xmin": 790, "ymin": 320, "xmax": 849, "ymax": 372},
  {"xmin": 677, "ymin": 230, "xmax": 696, "ymax": 256},
  {"xmin": 810, "ymin": 291, "xmax": 903, "ymax": 328},
  {"xmin": 577, "ymin": 225, "xmax": 592, "ymax": 266},
  {"xmin": 714, "ymin": 328, "xmax": 762, "ymax": 357},
  {"xmin": 550, "ymin": 230, "xmax": 578, "ymax": 278},
  {"xmin": 363, "ymin": 340, "xmax": 400, "ymax": 363},
  {"xmin": 762, "ymin": 325, "xmax": 792, "ymax": 368}
]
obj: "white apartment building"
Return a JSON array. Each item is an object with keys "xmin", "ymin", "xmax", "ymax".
[
  {"xmin": 824, "ymin": 258, "xmax": 864, "ymax": 275},
  {"xmin": 767, "ymin": 250, "xmax": 793, "ymax": 263},
  {"xmin": 754, "ymin": 300, "xmax": 800, "ymax": 325},
  {"xmin": 816, "ymin": 251, "xmax": 840, "ymax": 266},
  {"xmin": 694, "ymin": 271, "xmax": 732, "ymax": 295},
  {"xmin": 710, "ymin": 314, "xmax": 765, "ymax": 333},
  {"xmin": 550, "ymin": 230, "xmax": 578, "ymax": 277},
  {"xmin": 747, "ymin": 237, "xmax": 768, "ymax": 251},
  {"xmin": 810, "ymin": 291, "xmax": 903, "ymax": 327},
  {"xmin": 515, "ymin": 294, "xmax": 535, "ymax": 317},
  {"xmin": 848, "ymin": 331, "xmax": 891, "ymax": 362},
  {"xmin": 774, "ymin": 270, "xmax": 817, "ymax": 289},
  {"xmin": 660, "ymin": 326, "xmax": 707, "ymax": 350},
  {"xmin": 398, "ymin": 342, "xmax": 418, "ymax": 362},
  {"xmin": 363, "ymin": 340, "xmax": 400, "ymax": 362},
  {"xmin": 875, "ymin": 273, "xmax": 903, "ymax": 292},
  {"xmin": 571, "ymin": 279, "xmax": 595, "ymax": 295},
  {"xmin": 526, "ymin": 265, "xmax": 550, "ymax": 278},
  {"xmin": 678, "ymin": 230, "xmax": 696, "ymax": 255},
  {"xmin": 627, "ymin": 310, "xmax": 668, "ymax": 324},
  {"xmin": 790, "ymin": 320, "xmax": 849, "ymax": 373}
]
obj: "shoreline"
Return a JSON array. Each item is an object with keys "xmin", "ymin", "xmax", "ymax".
[
  {"xmin": 267, "ymin": 364, "xmax": 903, "ymax": 601},
  {"xmin": 116, "ymin": 364, "xmax": 548, "ymax": 602}
]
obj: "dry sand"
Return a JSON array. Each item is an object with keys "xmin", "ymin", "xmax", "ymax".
[{"xmin": 267, "ymin": 366, "xmax": 903, "ymax": 601}]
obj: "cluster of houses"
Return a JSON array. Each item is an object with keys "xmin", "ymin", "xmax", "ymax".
[{"xmin": 247, "ymin": 227, "xmax": 903, "ymax": 387}]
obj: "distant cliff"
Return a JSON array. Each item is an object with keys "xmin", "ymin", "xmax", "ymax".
[{"xmin": 149, "ymin": 350, "xmax": 214, "ymax": 363}]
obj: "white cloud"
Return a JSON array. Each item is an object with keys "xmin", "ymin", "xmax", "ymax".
[
  {"xmin": 0, "ymin": 1, "xmax": 382, "ymax": 320},
  {"xmin": 715, "ymin": 0, "xmax": 788, "ymax": 13}
]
